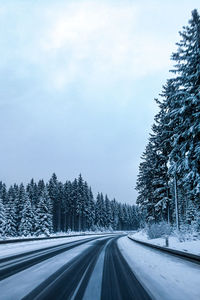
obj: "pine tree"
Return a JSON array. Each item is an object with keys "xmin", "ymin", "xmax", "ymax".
[
  {"xmin": 95, "ymin": 193, "xmax": 106, "ymax": 229},
  {"xmin": 65, "ymin": 181, "xmax": 74, "ymax": 231},
  {"xmin": 35, "ymin": 187, "xmax": 53, "ymax": 236},
  {"xmin": 15, "ymin": 183, "xmax": 27, "ymax": 232},
  {"xmin": 105, "ymin": 195, "xmax": 112, "ymax": 228},
  {"xmin": 0, "ymin": 198, "xmax": 6, "ymax": 237},
  {"xmin": 19, "ymin": 194, "xmax": 34, "ymax": 236},
  {"xmin": 136, "ymin": 141, "xmax": 157, "ymax": 223},
  {"xmin": 111, "ymin": 199, "xmax": 119, "ymax": 230},
  {"xmin": 82, "ymin": 182, "xmax": 92, "ymax": 231},
  {"xmin": 70, "ymin": 178, "xmax": 78, "ymax": 231},
  {"xmin": 62, "ymin": 181, "xmax": 70, "ymax": 232},
  {"xmin": 87, "ymin": 187, "xmax": 95, "ymax": 229},
  {"xmin": 27, "ymin": 179, "xmax": 38, "ymax": 206},
  {"xmin": 5, "ymin": 193, "xmax": 17, "ymax": 237},
  {"xmin": 57, "ymin": 181, "xmax": 63, "ymax": 232},
  {"xmin": 0, "ymin": 182, "xmax": 7, "ymax": 204},
  {"xmin": 77, "ymin": 174, "xmax": 84, "ymax": 231},
  {"xmin": 38, "ymin": 179, "xmax": 45, "ymax": 197},
  {"xmin": 48, "ymin": 173, "xmax": 59, "ymax": 232}
]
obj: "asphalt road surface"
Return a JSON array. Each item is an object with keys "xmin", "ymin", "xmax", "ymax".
[{"xmin": 0, "ymin": 235, "xmax": 151, "ymax": 300}]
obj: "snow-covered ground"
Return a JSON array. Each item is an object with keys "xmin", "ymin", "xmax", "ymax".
[
  {"xmin": 0, "ymin": 234, "xmax": 107, "ymax": 259},
  {"xmin": 130, "ymin": 230, "xmax": 200, "ymax": 256},
  {"xmin": 118, "ymin": 236, "xmax": 200, "ymax": 300},
  {"xmin": 0, "ymin": 231, "xmax": 111, "ymax": 241}
]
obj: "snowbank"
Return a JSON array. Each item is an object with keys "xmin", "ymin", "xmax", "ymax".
[
  {"xmin": 118, "ymin": 236, "xmax": 200, "ymax": 300},
  {"xmin": 130, "ymin": 230, "xmax": 200, "ymax": 256}
]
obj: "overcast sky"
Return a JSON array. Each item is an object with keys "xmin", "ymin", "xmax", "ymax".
[{"xmin": 0, "ymin": 0, "xmax": 199, "ymax": 204}]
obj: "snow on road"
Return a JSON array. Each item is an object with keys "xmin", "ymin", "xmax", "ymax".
[
  {"xmin": 0, "ymin": 234, "xmax": 104, "ymax": 259},
  {"xmin": 118, "ymin": 236, "xmax": 200, "ymax": 300},
  {"xmin": 0, "ymin": 235, "xmax": 111, "ymax": 300},
  {"xmin": 82, "ymin": 238, "xmax": 112, "ymax": 300}
]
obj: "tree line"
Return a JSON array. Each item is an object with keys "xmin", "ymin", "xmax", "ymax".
[
  {"xmin": 136, "ymin": 10, "xmax": 200, "ymax": 231},
  {"xmin": 0, "ymin": 174, "xmax": 139, "ymax": 237}
]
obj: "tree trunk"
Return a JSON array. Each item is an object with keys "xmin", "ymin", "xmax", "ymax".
[{"xmin": 174, "ymin": 173, "xmax": 179, "ymax": 230}]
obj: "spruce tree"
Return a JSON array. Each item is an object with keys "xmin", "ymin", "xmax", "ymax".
[
  {"xmin": 16, "ymin": 183, "xmax": 27, "ymax": 232},
  {"xmin": 95, "ymin": 193, "xmax": 106, "ymax": 228},
  {"xmin": 5, "ymin": 188, "xmax": 17, "ymax": 237},
  {"xmin": 0, "ymin": 198, "xmax": 6, "ymax": 237},
  {"xmin": 77, "ymin": 174, "xmax": 84, "ymax": 231},
  {"xmin": 0, "ymin": 182, "xmax": 7, "ymax": 204},
  {"xmin": 48, "ymin": 173, "xmax": 59, "ymax": 232},
  {"xmin": 105, "ymin": 195, "xmax": 112, "ymax": 228},
  {"xmin": 71, "ymin": 178, "xmax": 78, "ymax": 231},
  {"xmin": 82, "ymin": 182, "xmax": 91, "ymax": 231},
  {"xmin": 35, "ymin": 187, "xmax": 53, "ymax": 236},
  {"xmin": 19, "ymin": 194, "xmax": 34, "ymax": 236},
  {"xmin": 136, "ymin": 141, "xmax": 156, "ymax": 223},
  {"xmin": 38, "ymin": 179, "xmax": 45, "ymax": 197},
  {"xmin": 27, "ymin": 179, "xmax": 38, "ymax": 206},
  {"xmin": 88, "ymin": 187, "xmax": 95, "ymax": 229},
  {"xmin": 62, "ymin": 181, "xmax": 70, "ymax": 232},
  {"xmin": 111, "ymin": 199, "xmax": 119, "ymax": 230}
]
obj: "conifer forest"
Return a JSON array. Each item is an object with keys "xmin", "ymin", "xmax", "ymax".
[
  {"xmin": 0, "ymin": 174, "xmax": 139, "ymax": 237},
  {"xmin": 136, "ymin": 9, "xmax": 200, "ymax": 232}
]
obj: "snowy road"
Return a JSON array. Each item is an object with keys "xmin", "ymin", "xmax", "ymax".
[
  {"xmin": 0, "ymin": 236, "xmax": 103, "ymax": 280},
  {"xmin": 0, "ymin": 235, "xmax": 199, "ymax": 300},
  {"xmin": 0, "ymin": 235, "xmax": 150, "ymax": 300}
]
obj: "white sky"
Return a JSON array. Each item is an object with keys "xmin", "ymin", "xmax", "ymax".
[{"xmin": 0, "ymin": 0, "xmax": 199, "ymax": 203}]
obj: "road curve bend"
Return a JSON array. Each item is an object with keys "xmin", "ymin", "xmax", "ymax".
[{"xmin": 1, "ymin": 235, "xmax": 151, "ymax": 300}]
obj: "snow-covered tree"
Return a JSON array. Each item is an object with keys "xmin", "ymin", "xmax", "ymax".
[
  {"xmin": 0, "ymin": 182, "xmax": 7, "ymax": 204},
  {"xmin": 0, "ymin": 198, "xmax": 6, "ymax": 237},
  {"xmin": 95, "ymin": 193, "xmax": 106, "ymax": 228},
  {"xmin": 87, "ymin": 187, "xmax": 95, "ymax": 229},
  {"xmin": 110, "ymin": 199, "xmax": 119, "ymax": 230},
  {"xmin": 35, "ymin": 187, "xmax": 53, "ymax": 236},
  {"xmin": 0, "ymin": 175, "xmax": 139, "ymax": 235},
  {"xmin": 169, "ymin": 9, "xmax": 200, "ymax": 224},
  {"xmin": 19, "ymin": 194, "xmax": 34, "ymax": 236},
  {"xmin": 105, "ymin": 195, "xmax": 112, "ymax": 228},
  {"xmin": 136, "ymin": 9, "xmax": 200, "ymax": 230},
  {"xmin": 48, "ymin": 173, "xmax": 59, "ymax": 232}
]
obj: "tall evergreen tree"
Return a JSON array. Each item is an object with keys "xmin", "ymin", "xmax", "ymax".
[
  {"xmin": 48, "ymin": 173, "xmax": 59, "ymax": 232},
  {"xmin": 70, "ymin": 178, "xmax": 78, "ymax": 231},
  {"xmin": 136, "ymin": 141, "xmax": 156, "ymax": 223},
  {"xmin": 77, "ymin": 174, "xmax": 84, "ymax": 231},
  {"xmin": 19, "ymin": 194, "xmax": 34, "ymax": 236},
  {"xmin": 87, "ymin": 187, "xmax": 95, "ymax": 229},
  {"xmin": 35, "ymin": 187, "xmax": 53, "ymax": 236},
  {"xmin": 111, "ymin": 199, "xmax": 119, "ymax": 230},
  {"xmin": 15, "ymin": 183, "xmax": 27, "ymax": 232},
  {"xmin": 0, "ymin": 198, "xmax": 6, "ymax": 237},
  {"xmin": 0, "ymin": 182, "xmax": 7, "ymax": 205},
  {"xmin": 105, "ymin": 195, "xmax": 112, "ymax": 228},
  {"xmin": 169, "ymin": 9, "xmax": 200, "ymax": 224},
  {"xmin": 136, "ymin": 10, "xmax": 200, "ymax": 230},
  {"xmin": 95, "ymin": 193, "xmax": 106, "ymax": 228}
]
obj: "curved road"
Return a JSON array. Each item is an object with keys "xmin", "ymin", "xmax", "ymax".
[{"xmin": 0, "ymin": 235, "xmax": 151, "ymax": 300}]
